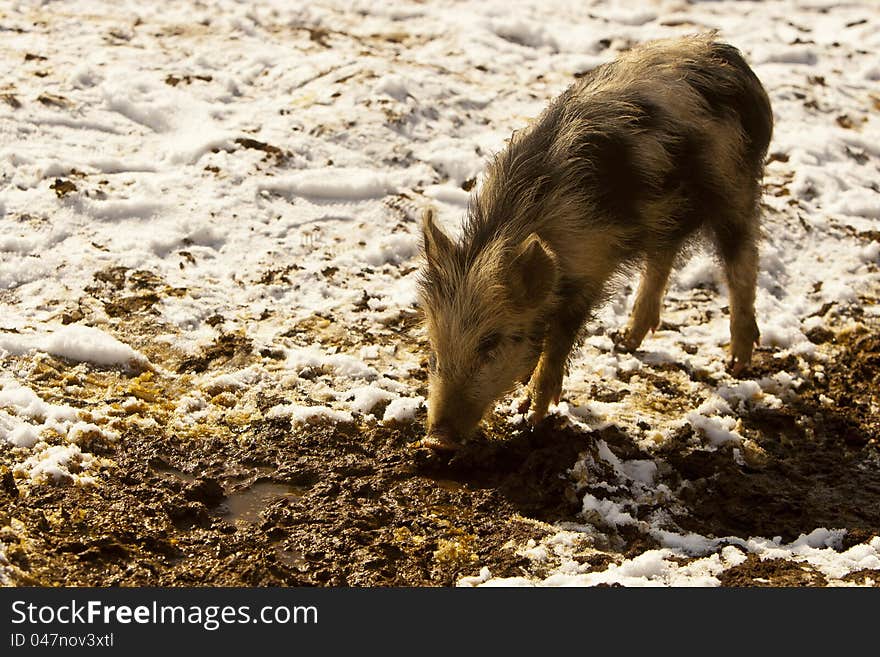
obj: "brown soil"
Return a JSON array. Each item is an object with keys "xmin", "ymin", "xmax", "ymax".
[
  {"xmin": 2, "ymin": 314, "xmax": 878, "ymax": 587},
  {"xmin": 664, "ymin": 329, "xmax": 880, "ymax": 543}
]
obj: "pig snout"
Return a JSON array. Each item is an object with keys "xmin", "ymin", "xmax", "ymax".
[
  {"xmin": 424, "ymin": 387, "xmax": 487, "ymax": 450},
  {"xmin": 422, "ymin": 425, "xmax": 459, "ymax": 452},
  {"xmin": 426, "ymin": 413, "xmax": 481, "ymax": 445}
]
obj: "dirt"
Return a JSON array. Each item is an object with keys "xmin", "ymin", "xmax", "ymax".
[
  {"xmin": 2, "ymin": 0, "xmax": 878, "ymax": 589},
  {"xmin": 664, "ymin": 328, "xmax": 880, "ymax": 543},
  {"xmin": 2, "ymin": 284, "xmax": 879, "ymax": 586},
  {"xmin": 0, "ymin": 412, "xmax": 588, "ymax": 585},
  {"xmin": 176, "ymin": 333, "xmax": 255, "ymax": 374},
  {"xmin": 718, "ymin": 555, "xmax": 828, "ymax": 587},
  {"xmin": 49, "ymin": 178, "xmax": 77, "ymax": 197}
]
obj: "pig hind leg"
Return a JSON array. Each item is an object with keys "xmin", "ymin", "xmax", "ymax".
[
  {"xmin": 623, "ymin": 248, "xmax": 678, "ymax": 351},
  {"xmin": 711, "ymin": 201, "xmax": 761, "ymax": 374}
]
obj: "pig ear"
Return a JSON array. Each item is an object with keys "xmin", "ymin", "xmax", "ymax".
[
  {"xmin": 509, "ymin": 234, "xmax": 558, "ymax": 304},
  {"xmin": 421, "ymin": 208, "xmax": 453, "ymax": 268}
]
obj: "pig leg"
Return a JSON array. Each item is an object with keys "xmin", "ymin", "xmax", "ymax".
[
  {"xmin": 715, "ymin": 212, "xmax": 761, "ymax": 374},
  {"xmin": 524, "ymin": 294, "xmax": 593, "ymax": 423},
  {"xmin": 623, "ymin": 250, "xmax": 676, "ymax": 351}
]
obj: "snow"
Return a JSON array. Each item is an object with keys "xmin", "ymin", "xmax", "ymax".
[
  {"xmin": 463, "ymin": 544, "xmax": 750, "ymax": 587},
  {"xmin": 283, "ymin": 346, "xmax": 378, "ymax": 381},
  {"xmin": 267, "ymin": 403, "xmax": 354, "ymax": 425},
  {"xmin": 342, "ymin": 385, "xmax": 398, "ymax": 416},
  {"xmin": 16, "ymin": 443, "xmax": 100, "ymax": 486},
  {"xmin": 0, "ymin": 379, "xmax": 114, "ymax": 486},
  {"xmin": 382, "ymin": 396, "xmax": 425, "ymax": 423},
  {"xmin": 42, "ymin": 325, "xmax": 151, "ymax": 369},
  {"xmin": 0, "ymin": 0, "xmax": 878, "ymax": 586},
  {"xmin": 686, "ymin": 411, "xmax": 744, "ymax": 446},
  {"xmin": 423, "ymin": 184, "xmax": 471, "ymax": 207},
  {"xmin": 259, "ymin": 169, "xmax": 396, "ymax": 200},
  {"xmin": 581, "ymin": 494, "xmax": 637, "ymax": 527},
  {"xmin": 465, "ymin": 527, "xmax": 880, "ymax": 587},
  {"xmin": 595, "ymin": 439, "xmax": 657, "ymax": 486},
  {"xmin": 0, "ymin": 325, "xmax": 151, "ymax": 369},
  {"xmin": 200, "ymin": 366, "xmax": 263, "ymax": 395},
  {"xmin": 372, "ymin": 75, "xmax": 411, "ymax": 102}
]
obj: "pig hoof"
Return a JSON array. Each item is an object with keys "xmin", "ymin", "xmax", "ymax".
[
  {"xmin": 615, "ymin": 330, "xmax": 641, "ymax": 353},
  {"xmin": 728, "ymin": 358, "xmax": 750, "ymax": 377},
  {"xmin": 526, "ymin": 382, "xmax": 561, "ymax": 425},
  {"xmin": 527, "ymin": 412, "xmax": 546, "ymax": 427},
  {"xmin": 419, "ymin": 434, "xmax": 462, "ymax": 452},
  {"xmin": 517, "ymin": 395, "xmax": 532, "ymax": 415},
  {"xmin": 623, "ymin": 333, "xmax": 640, "ymax": 351},
  {"xmin": 526, "ymin": 399, "xmax": 547, "ymax": 425}
]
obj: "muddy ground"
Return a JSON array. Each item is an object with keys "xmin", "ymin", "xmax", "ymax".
[
  {"xmin": 2, "ymin": 291, "xmax": 878, "ymax": 587},
  {"xmin": 2, "ymin": 0, "xmax": 879, "ymax": 588}
]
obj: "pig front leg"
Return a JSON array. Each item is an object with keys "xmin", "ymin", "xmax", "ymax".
[
  {"xmin": 623, "ymin": 250, "xmax": 676, "ymax": 351},
  {"xmin": 524, "ymin": 350, "xmax": 566, "ymax": 424},
  {"xmin": 522, "ymin": 293, "xmax": 593, "ymax": 423}
]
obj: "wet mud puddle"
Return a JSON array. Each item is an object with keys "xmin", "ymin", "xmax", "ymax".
[{"xmin": 221, "ymin": 481, "xmax": 304, "ymax": 527}]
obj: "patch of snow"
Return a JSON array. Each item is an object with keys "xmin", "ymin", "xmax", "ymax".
[
  {"xmin": 1, "ymin": 326, "xmax": 151, "ymax": 369},
  {"xmin": 382, "ymin": 396, "xmax": 424, "ymax": 422},
  {"xmin": 283, "ymin": 345, "xmax": 378, "ymax": 381},
  {"xmin": 258, "ymin": 169, "xmax": 395, "ymax": 200},
  {"xmin": 267, "ymin": 403, "xmax": 354, "ymax": 425},
  {"xmin": 14, "ymin": 443, "xmax": 100, "ymax": 486}
]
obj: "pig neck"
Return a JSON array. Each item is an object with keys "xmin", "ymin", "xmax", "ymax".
[
  {"xmin": 466, "ymin": 130, "xmax": 624, "ymax": 304},
  {"xmin": 465, "ymin": 189, "xmax": 616, "ymax": 286},
  {"xmin": 462, "ymin": 188, "xmax": 548, "ymax": 263}
]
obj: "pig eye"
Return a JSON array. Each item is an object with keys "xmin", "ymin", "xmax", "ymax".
[{"xmin": 476, "ymin": 332, "xmax": 503, "ymax": 358}]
